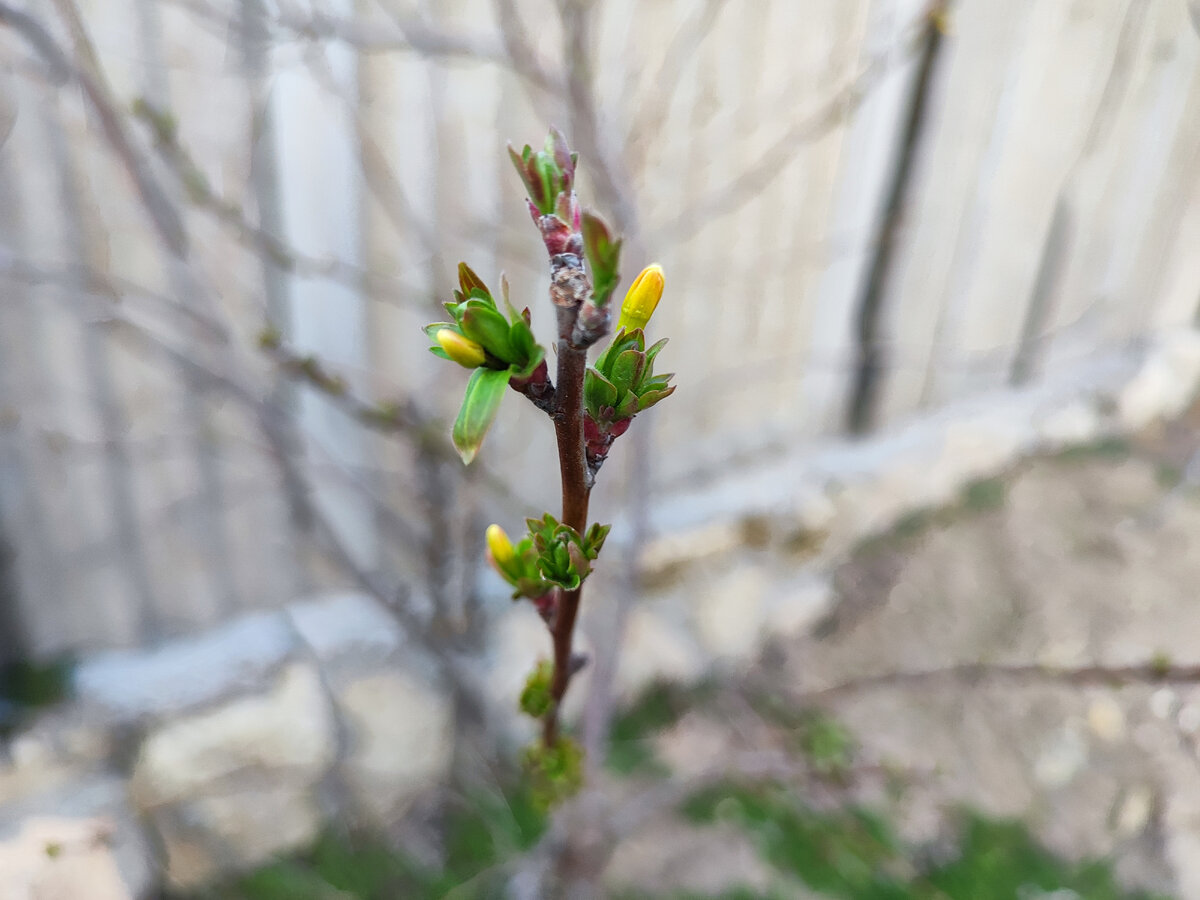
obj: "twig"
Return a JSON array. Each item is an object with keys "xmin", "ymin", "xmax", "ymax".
[
  {"xmin": 45, "ymin": 0, "xmax": 188, "ymax": 256},
  {"xmin": 795, "ymin": 660, "xmax": 1200, "ymax": 705},
  {"xmin": 845, "ymin": 3, "xmax": 947, "ymax": 434},
  {"xmin": 0, "ymin": 2, "xmax": 71, "ymax": 83},
  {"xmin": 624, "ymin": 0, "xmax": 729, "ymax": 169},
  {"xmin": 653, "ymin": 13, "xmax": 924, "ymax": 246}
]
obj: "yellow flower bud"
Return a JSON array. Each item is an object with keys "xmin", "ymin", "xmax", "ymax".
[
  {"xmin": 617, "ymin": 264, "xmax": 665, "ymax": 333},
  {"xmin": 437, "ymin": 329, "xmax": 487, "ymax": 368},
  {"xmin": 486, "ymin": 524, "xmax": 515, "ymax": 569}
]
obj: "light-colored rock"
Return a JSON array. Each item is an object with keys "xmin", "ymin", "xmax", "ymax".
[
  {"xmin": 484, "ymin": 609, "xmax": 553, "ymax": 723},
  {"xmin": 0, "ymin": 817, "xmax": 130, "ymax": 900},
  {"xmin": 641, "ymin": 520, "xmax": 744, "ymax": 583},
  {"xmin": 338, "ymin": 671, "xmax": 453, "ymax": 822},
  {"xmin": 75, "ymin": 610, "xmax": 295, "ymax": 722},
  {"xmin": 1113, "ymin": 786, "xmax": 1155, "ymax": 839},
  {"xmin": 694, "ymin": 564, "xmax": 768, "ymax": 663},
  {"xmin": 131, "ymin": 663, "xmax": 335, "ymax": 807},
  {"xmin": 615, "ymin": 608, "xmax": 706, "ymax": 699},
  {"xmin": 0, "ymin": 777, "xmax": 154, "ymax": 899},
  {"xmin": 286, "ymin": 591, "xmax": 403, "ymax": 665},
  {"xmin": 603, "ymin": 818, "xmax": 783, "ymax": 898},
  {"xmin": 654, "ymin": 712, "xmax": 737, "ymax": 779},
  {"xmin": 1087, "ymin": 697, "xmax": 1126, "ymax": 743},
  {"xmin": 762, "ymin": 573, "xmax": 835, "ymax": 639},
  {"xmin": 153, "ymin": 783, "xmax": 322, "ymax": 888},
  {"xmin": 1036, "ymin": 399, "xmax": 1102, "ymax": 449},
  {"xmin": 0, "ymin": 732, "xmax": 78, "ymax": 808},
  {"xmin": 1116, "ymin": 331, "xmax": 1200, "ymax": 431}
]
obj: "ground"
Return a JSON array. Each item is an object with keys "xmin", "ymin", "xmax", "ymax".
[
  {"xmin": 599, "ymin": 412, "xmax": 1200, "ymax": 899},
  {"xmin": 189, "ymin": 412, "xmax": 1200, "ymax": 899}
]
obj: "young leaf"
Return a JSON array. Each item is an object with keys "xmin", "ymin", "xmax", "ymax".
[
  {"xmin": 452, "ymin": 367, "xmax": 510, "ymax": 464},
  {"xmin": 461, "ymin": 303, "xmax": 516, "ymax": 361},
  {"xmin": 458, "ymin": 262, "xmax": 490, "ymax": 296},
  {"xmin": 584, "ymin": 368, "xmax": 620, "ymax": 414},
  {"xmin": 582, "ymin": 210, "xmax": 622, "ymax": 307},
  {"xmin": 610, "ymin": 348, "xmax": 646, "ymax": 390}
]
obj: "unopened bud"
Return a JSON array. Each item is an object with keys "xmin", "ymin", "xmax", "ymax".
[
  {"xmin": 486, "ymin": 524, "xmax": 515, "ymax": 570},
  {"xmin": 617, "ymin": 264, "xmax": 664, "ymax": 333},
  {"xmin": 437, "ymin": 329, "xmax": 486, "ymax": 368}
]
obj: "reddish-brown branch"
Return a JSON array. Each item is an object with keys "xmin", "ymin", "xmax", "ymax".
[{"xmin": 544, "ymin": 332, "xmax": 592, "ymax": 747}]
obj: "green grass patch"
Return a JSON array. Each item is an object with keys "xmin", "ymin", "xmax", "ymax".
[
  {"xmin": 606, "ymin": 679, "xmax": 714, "ymax": 775},
  {"xmin": 960, "ymin": 477, "xmax": 1007, "ymax": 512},
  {"xmin": 179, "ymin": 781, "xmax": 547, "ymax": 900},
  {"xmin": 680, "ymin": 781, "xmax": 1170, "ymax": 900},
  {"xmin": 1051, "ymin": 436, "xmax": 1132, "ymax": 464}
]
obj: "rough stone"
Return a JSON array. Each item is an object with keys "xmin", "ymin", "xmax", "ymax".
[
  {"xmin": 761, "ymin": 572, "xmax": 835, "ymax": 640},
  {"xmin": 654, "ymin": 712, "xmax": 739, "ymax": 779},
  {"xmin": 0, "ymin": 732, "xmax": 81, "ymax": 808},
  {"xmin": 603, "ymin": 816, "xmax": 792, "ymax": 898},
  {"xmin": 693, "ymin": 564, "xmax": 768, "ymax": 664},
  {"xmin": 152, "ymin": 782, "xmax": 322, "ymax": 888},
  {"xmin": 641, "ymin": 520, "xmax": 744, "ymax": 585},
  {"xmin": 483, "ymin": 608, "xmax": 582, "ymax": 740},
  {"xmin": 286, "ymin": 591, "xmax": 403, "ymax": 666},
  {"xmin": 1116, "ymin": 331, "xmax": 1200, "ymax": 431},
  {"xmin": 338, "ymin": 671, "xmax": 453, "ymax": 822},
  {"xmin": 1036, "ymin": 398, "xmax": 1102, "ymax": 449},
  {"xmin": 0, "ymin": 816, "xmax": 131, "ymax": 900},
  {"xmin": 75, "ymin": 610, "xmax": 295, "ymax": 722},
  {"xmin": 131, "ymin": 663, "xmax": 335, "ymax": 808},
  {"xmin": 615, "ymin": 607, "xmax": 706, "ymax": 699},
  {"xmin": 0, "ymin": 777, "xmax": 154, "ymax": 899}
]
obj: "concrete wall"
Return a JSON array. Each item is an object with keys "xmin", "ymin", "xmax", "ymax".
[{"xmin": 0, "ymin": 0, "xmax": 1196, "ymax": 655}]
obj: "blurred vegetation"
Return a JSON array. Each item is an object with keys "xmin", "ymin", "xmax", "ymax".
[
  {"xmin": 0, "ymin": 657, "xmax": 72, "ymax": 738},
  {"xmin": 179, "ymin": 677, "xmax": 1168, "ymax": 900}
]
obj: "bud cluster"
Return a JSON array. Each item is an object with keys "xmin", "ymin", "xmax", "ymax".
[
  {"xmin": 424, "ymin": 264, "xmax": 552, "ymax": 462},
  {"xmin": 425, "ymin": 263, "xmax": 543, "ymax": 376},
  {"xmin": 582, "ymin": 265, "xmax": 675, "ymax": 472},
  {"xmin": 508, "ymin": 130, "xmax": 621, "ymax": 349},
  {"xmin": 486, "ymin": 516, "xmax": 611, "ymax": 600}
]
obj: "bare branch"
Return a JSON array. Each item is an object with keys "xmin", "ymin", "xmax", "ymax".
[
  {"xmin": 0, "ymin": 1, "xmax": 71, "ymax": 83},
  {"xmin": 796, "ymin": 660, "xmax": 1200, "ymax": 705},
  {"xmin": 491, "ymin": 0, "xmax": 568, "ymax": 107},
  {"xmin": 41, "ymin": 0, "xmax": 189, "ymax": 256},
  {"xmin": 624, "ymin": 0, "xmax": 729, "ymax": 168},
  {"xmin": 653, "ymin": 19, "xmax": 924, "ymax": 245}
]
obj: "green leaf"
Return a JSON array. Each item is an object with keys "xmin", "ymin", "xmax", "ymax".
[
  {"xmin": 508, "ymin": 319, "xmax": 538, "ymax": 366},
  {"xmin": 461, "ymin": 304, "xmax": 515, "ymax": 361},
  {"xmin": 584, "ymin": 369, "xmax": 619, "ymax": 414},
  {"xmin": 534, "ymin": 154, "xmax": 557, "ymax": 213},
  {"xmin": 636, "ymin": 386, "xmax": 676, "ymax": 412},
  {"xmin": 423, "ymin": 322, "xmax": 455, "ymax": 340},
  {"xmin": 584, "ymin": 523, "xmax": 611, "ymax": 557},
  {"xmin": 582, "ymin": 210, "xmax": 622, "ymax": 306},
  {"xmin": 519, "ymin": 660, "xmax": 554, "ymax": 719},
  {"xmin": 610, "ymin": 349, "xmax": 645, "ymax": 390},
  {"xmin": 452, "ymin": 368, "xmax": 510, "ymax": 464},
  {"xmin": 457, "ymin": 262, "xmax": 489, "ymax": 296},
  {"xmin": 644, "ymin": 337, "xmax": 669, "ymax": 366}
]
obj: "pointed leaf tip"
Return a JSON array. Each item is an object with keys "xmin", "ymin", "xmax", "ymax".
[{"xmin": 452, "ymin": 367, "xmax": 510, "ymax": 464}]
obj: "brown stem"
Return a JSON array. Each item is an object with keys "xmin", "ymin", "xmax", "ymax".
[{"xmin": 543, "ymin": 332, "xmax": 591, "ymax": 747}]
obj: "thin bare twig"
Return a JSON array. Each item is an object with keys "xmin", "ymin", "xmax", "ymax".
[
  {"xmin": 44, "ymin": 0, "xmax": 189, "ymax": 255},
  {"xmin": 796, "ymin": 661, "xmax": 1200, "ymax": 705},
  {"xmin": 653, "ymin": 14, "xmax": 925, "ymax": 245},
  {"xmin": 624, "ymin": 0, "xmax": 729, "ymax": 168},
  {"xmin": 0, "ymin": 1, "xmax": 71, "ymax": 83}
]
